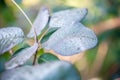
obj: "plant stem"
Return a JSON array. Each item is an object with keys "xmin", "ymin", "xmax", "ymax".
[
  {"xmin": 11, "ymin": 0, "xmax": 33, "ymax": 27},
  {"xmin": 33, "ymin": 49, "xmax": 38, "ymax": 65},
  {"xmin": 12, "ymin": 0, "xmax": 39, "ymax": 65},
  {"xmin": 11, "ymin": 0, "xmax": 38, "ymax": 44}
]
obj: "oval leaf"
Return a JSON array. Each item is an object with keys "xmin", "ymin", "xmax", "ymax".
[
  {"xmin": 27, "ymin": 7, "xmax": 49, "ymax": 38},
  {"xmin": 49, "ymin": 8, "xmax": 88, "ymax": 28},
  {"xmin": 38, "ymin": 53, "xmax": 59, "ymax": 63},
  {"xmin": 5, "ymin": 43, "xmax": 38, "ymax": 70},
  {"xmin": 1, "ymin": 61, "xmax": 81, "ymax": 80},
  {"xmin": 40, "ymin": 27, "xmax": 59, "ymax": 43},
  {"xmin": 0, "ymin": 27, "xmax": 24, "ymax": 54},
  {"xmin": 43, "ymin": 22, "xmax": 97, "ymax": 56},
  {"xmin": 12, "ymin": 44, "xmax": 30, "ymax": 58}
]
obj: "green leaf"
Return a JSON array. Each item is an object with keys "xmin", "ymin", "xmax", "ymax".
[
  {"xmin": 1, "ymin": 61, "xmax": 81, "ymax": 80},
  {"xmin": 38, "ymin": 53, "xmax": 59, "ymax": 64},
  {"xmin": 12, "ymin": 43, "xmax": 30, "ymax": 57},
  {"xmin": 0, "ymin": 52, "xmax": 11, "ymax": 73},
  {"xmin": 40, "ymin": 27, "xmax": 59, "ymax": 43},
  {"xmin": 37, "ymin": 48, "xmax": 44, "ymax": 56}
]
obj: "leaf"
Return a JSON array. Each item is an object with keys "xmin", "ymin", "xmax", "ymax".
[
  {"xmin": 49, "ymin": 8, "xmax": 88, "ymax": 28},
  {"xmin": 38, "ymin": 53, "xmax": 59, "ymax": 63},
  {"xmin": 12, "ymin": 44, "xmax": 30, "ymax": 58},
  {"xmin": 37, "ymin": 48, "xmax": 44, "ymax": 56},
  {"xmin": 5, "ymin": 43, "xmax": 38, "ymax": 70},
  {"xmin": 43, "ymin": 22, "xmax": 97, "ymax": 56},
  {"xmin": 1, "ymin": 61, "xmax": 81, "ymax": 80},
  {"xmin": 27, "ymin": 7, "xmax": 49, "ymax": 38},
  {"xmin": 0, "ymin": 52, "xmax": 11, "ymax": 73},
  {"xmin": 40, "ymin": 27, "xmax": 59, "ymax": 43},
  {"xmin": 0, "ymin": 27, "xmax": 24, "ymax": 54}
]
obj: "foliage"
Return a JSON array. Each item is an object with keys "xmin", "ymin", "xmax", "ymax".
[
  {"xmin": 0, "ymin": 61, "xmax": 81, "ymax": 80},
  {"xmin": 0, "ymin": 0, "xmax": 120, "ymax": 80},
  {"xmin": 38, "ymin": 53, "xmax": 59, "ymax": 63}
]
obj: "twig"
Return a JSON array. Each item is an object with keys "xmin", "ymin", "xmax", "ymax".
[
  {"xmin": 11, "ymin": 0, "xmax": 33, "ymax": 27},
  {"xmin": 32, "ymin": 49, "xmax": 38, "ymax": 65},
  {"xmin": 11, "ymin": 0, "xmax": 38, "ymax": 65},
  {"xmin": 38, "ymin": 28, "xmax": 49, "ymax": 43},
  {"xmin": 11, "ymin": 0, "xmax": 38, "ymax": 43}
]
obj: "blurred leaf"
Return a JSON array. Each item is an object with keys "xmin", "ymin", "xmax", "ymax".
[
  {"xmin": 1, "ymin": 61, "xmax": 81, "ymax": 80},
  {"xmin": 0, "ymin": 52, "xmax": 11, "ymax": 73},
  {"xmin": 5, "ymin": 43, "xmax": 38, "ymax": 70},
  {"xmin": 98, "ymin": 28, "xmax": 120, "ymax": 43},
  {"xmin": 27, "ymin": 7, "xmax": 49, "ymax": 38},
  {"xmin": 0, "ymin": 27, "xmax": 24, "ymax": 54},
  {"xmin": 1, "ymin": 7, "xmax": 16, "ymax": 25},
  {"xmin": 40, "ymin": 27, "xmax": 59, "ymax": 43},
  {"xmin": 107, "ymin": 0, "xmax": 120, "ymax": 16},
  {"xmin": 110, "ymin": 70, "xmax": 120, "ymax": 80},
  {"xmin": 99, "ymin": 38, "xmax": 120, "ymax": 79},
  {"xmin": 38, "ymin": 53, "xmax": 59, "ymax": 64},
  {"xmin": 0, "ymin": 0, "xmax": 6, "ymax": 9}
]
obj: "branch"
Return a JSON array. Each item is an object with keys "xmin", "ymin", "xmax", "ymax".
[{"xmin": 11, "ymin": 0, "xmax": 38, "ymax": 43}]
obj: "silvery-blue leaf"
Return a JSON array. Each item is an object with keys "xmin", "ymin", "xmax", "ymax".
[
  {"xmin": 27, "ymin": 7, "xmax": 49, "ymax": 38},
  {"xmin": 5, "ymin": 43, "xmax": 38, "ymax": 70},
  {"xmin": 0, "ymin": 27, "xmax": 24, "ymax": 55},
  {"xmin": 43, "ymin": 22, "xmax": 97, "ymax": 56},
  {"xmin": 1, "ymin": 61, "xmax": 81, "ymax": 80},
  {"xmin": 49, "ymin": 8, "xmax": 88, "ymax": 28}
]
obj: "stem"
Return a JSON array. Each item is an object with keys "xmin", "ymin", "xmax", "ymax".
[
  {"xmin": 33, "ymin": 50, "xmax": 38, "ymax": 65},
  {"xmin": 33, "ymin": 24, "xmax": 50, "ymax": 65},
  {"xmin": 11, "ymin": 0, "xmax": 38, "ymax": 43},
  {"xmin": 12, "ymin": 0, "xmax": 38, "ymax": 65},
  {"xmin": 11, "ymin": 0, "xmax": 33, "ymax": 27}
]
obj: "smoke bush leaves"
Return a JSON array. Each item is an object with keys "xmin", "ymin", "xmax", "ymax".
[
  {"xmin": 27, "ymin": 7, "xmax": 49, "ymax": 38},
  {"xmin": 0, "ymin": 27, "xmax": 24, "ymax": 54},
  {"xmin": 43, "ymin": 22, "xmax": 97, "ymax": 56},
  {"xmin": 42, "ymin": 8, "xmax": 98, "ymax": 56},
  {"xmin": 1, "ymin": 61, "xmax": 81, "ymax": 80},
  {"xmin": 27, "ymin": 7, "xmax": 97, "ymax": 56},
  {"xmin": 5, "ymin": 43, "xmax": 38, "ymax": 70},
  {"xmin": 49, "ymin": 8, "xmax": 88, "ymax": 28},
  {"xmin": 0, "ymin": 6, "xmax": 98, "ymax": 72}
]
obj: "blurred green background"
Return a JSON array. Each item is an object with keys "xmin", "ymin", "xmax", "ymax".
[{"xmin": 0, "ymin": 0, "xmax": 120, "ymax": 80}]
